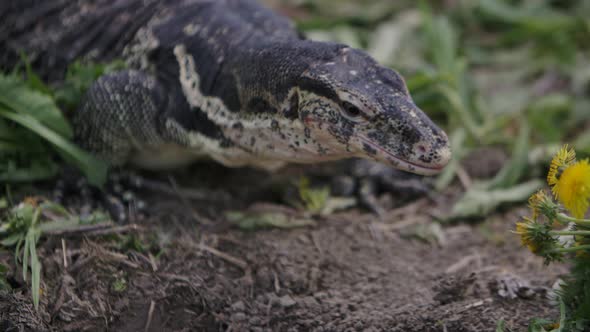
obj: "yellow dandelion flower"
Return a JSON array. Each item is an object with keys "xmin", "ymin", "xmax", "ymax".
[
  {"xmin": 528, "ymin": 191, "xmax": 542, "ymax": 220},
  {"xmin": 547, "ymin": 145, "xmax": 576, "ymax": 187},
  {"xmin": 515, "ymin": 218, "xmax": 541, "ymax": 253},
  {"xmin": 528, "ymin": 190, "xmax": 558, "ymax": 221},
  {"xmin": 552, "ymin": 159, "xmax": 590, "ymax": 219}
]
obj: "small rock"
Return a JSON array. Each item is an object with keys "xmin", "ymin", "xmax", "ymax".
[
  {"xmin": 279, "ymin": 295, "xmax": 297, "ymax": 308},
  {"xmin": 300, "ymin": 296, "xmax": 319, "ymax": 309},
  {"xmin": 249, "ymin": 316, "xmax": 262, "ymax": 326},
  {"xmin": 266, "ymin": 292, "xmax": 280, "ymax": 306},
  {"xmin": 231, "ymin": 300, "xmax": 246, "ymax": 312},
  {"xmin": 232, "ymin": 312, "xmax": 247, "ymax": 322}
]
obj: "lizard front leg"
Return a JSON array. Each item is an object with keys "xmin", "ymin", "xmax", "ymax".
[
  {"xmin": 74, "ymin": 69, "xmax": 202, "ymax": 169},
  {"xmin": 70, "ymin": 69, "xmax": 200, "ymax": 221}
]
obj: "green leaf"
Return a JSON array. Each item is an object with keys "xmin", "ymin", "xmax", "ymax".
[
  {"xmin": 483, "ymin": 121, "xmax": 530, "ymax": 190},
  {"xmin": 477, "ymin": 0, "xmax": 574, "ymax": 32},
  {"xmin": 0, "ymin": 108, "xmax": 107, "ymax": 186},
  {"xmin": 435, "ymin": 129, "xmax": 466, "ymax": 191},
  {"xmin": 0, "ymin": 159, "xmax": 59, "ymax": 183},
  {"xmin": 31, "ymin": 260, "xmax": 41, "ymax": 309},
  {"xmin": 556, "ymin": 297, "xmax": 566, "ymax": 332},
  {"xmin": 39, "ymin": 201, "xmax": 71, "ymax": 218},
  {"xmin": 22, "ymin": 232, "xmax": 29, "ymax": 282},
  {"xmin": 112, "ymin": 277, "xmax": 127, "ymax": 293},
  {"xmin": 527, "ymin": 94, "xmax": 572, "ymax": 143},
  {"xmin": 36, "ymin": 217, "xmax": 82, "ymax": 233},
  {"xmin": 28, "ymin": 232, "xmax": 40, "ymax": 310},
  {"xmin": 25, "ymin": 227, "xmax": 41, "ymax": 309},
  {"xmin": 450, "ymin": 179, "xmax": 543, "ymax": 219},
  {"xmin": 226, "ymin": 211, "xmax": 315, "ymax": 230},
  {"xmin": 14, "ymin": 203, "xmax": 35, "ymax": 226},
  {"xmin": 0, "ymin": 74, "xmax": 72, "ymax": 138},
  {"xmin": 0, "ymin": 233, "xmax": 23, "ymax": 247}
]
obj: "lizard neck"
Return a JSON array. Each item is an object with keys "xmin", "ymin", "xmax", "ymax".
[{"xmin": 173, "ymin": 40, "xmax": 353, "ymax": 165}]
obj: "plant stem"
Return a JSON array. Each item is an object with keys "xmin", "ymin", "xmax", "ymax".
[
  {"xmin": 556, "ymin": 213, "xmax": 590, "ymax": 227},
  {"xmin": 550, "ymin": 230, "xmax": 590, "ymax": 236},
  {"xmin": 550, "ymin": 244, "xmax": 590, "ymax": 253}
]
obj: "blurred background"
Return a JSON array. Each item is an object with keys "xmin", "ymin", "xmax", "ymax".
[{"xmin": 267, "ymin": 0, "xmax": 590, "ymax": 217}]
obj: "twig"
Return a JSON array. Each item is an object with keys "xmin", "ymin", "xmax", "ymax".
[
  {"xmin": 377, "ymin": 216, "xmax": 429, "ymax": 231},
  {"xmin": 86, "ymin": 240, "xmax": 141, "ymax": 269},
  {"xmin": 44, "ymin": 223, "xmax": 141, "ymax": 237},
  {"xmin": 445, "ymin": 254, "xmax": 480, "ymax": 274},
  {"xmin": 159, "ymin": 273, "xmax": 192, "ymax": 284},
  {"xmin": 103, "ymin": 250, "xmax": 140, "ymax": 269},
  {"xmin": 199, "ymin": 244, "xmax": 248, "ymax": 270},
  {"xmin": 68, "ymin": 256, "xmax": 94, "ymax": 274},
  {"xmin": 45, "ymin": 223, "xmax": 114, "ymax": 235},
  {"xmin": 85, "ymin": 224, "xmax": 142, "ymax": 236},
  {"xmin": 457, "ymin": 298, "xmax": 492, "ymax": 313},
  {"xmin": 148, "ymin": 253, "xmax": 158, "ymax": 272},
  {"xmin": 273, "ymin": 270, "xmax": 280, "ymax": 293},
  {"xmin": 144, "ymin": 300, "xmax": 156, "ymax": 332},
  {"xmin": 61, "ymin": 238, "xmax": 68, "ymax": 268}
]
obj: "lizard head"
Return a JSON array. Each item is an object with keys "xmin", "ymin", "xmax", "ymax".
[{"xmin": 294, "ymin": 47, "xmax": 451, "ymax": 175}]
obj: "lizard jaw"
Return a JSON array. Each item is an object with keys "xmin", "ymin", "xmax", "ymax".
[{"xmin": 357, "ymin": 136, "xmax": 450, "ymax": 176}]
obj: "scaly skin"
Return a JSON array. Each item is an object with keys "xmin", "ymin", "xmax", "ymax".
[{"xmin": 1, "ymin": 0, "xmax": 451, "ymax": 175}]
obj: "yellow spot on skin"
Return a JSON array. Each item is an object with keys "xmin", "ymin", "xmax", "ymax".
[{"xmin": 552, "ymin": 159, "xmax": 590, "ymax": 218}]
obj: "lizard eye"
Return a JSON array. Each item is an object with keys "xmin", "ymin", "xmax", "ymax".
[{"xmin": 341, "ymin": 101, "xmax": 366, "ymax": 122}]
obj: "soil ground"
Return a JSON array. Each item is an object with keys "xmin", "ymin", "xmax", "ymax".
[{"xmin": 0, "ymin": 156, "xmax": 568, "ymax": 332}]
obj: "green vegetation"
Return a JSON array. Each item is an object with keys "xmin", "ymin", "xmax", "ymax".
[
  {"xmin": 296, "ymin": 177, "xmax": 330, "ymax": 214},
  {"xmin": 0, "ymin": 60, "xmax": 122, "ymax": 186},
  {"xmin": 0, "ymin": 199, "xmax": 109, "ymax": 308},
  {"xmin": 514, "ymin": 147, "xmax": 590, "ymax": 330},
  {"xmin": 111, "ymin": 277, "xmax": 127, "ymax": 293}
]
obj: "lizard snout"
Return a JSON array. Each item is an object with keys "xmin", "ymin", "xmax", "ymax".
[{"xmin": 413, "ymin": 131, "xmax": 451, "ymax": 170}]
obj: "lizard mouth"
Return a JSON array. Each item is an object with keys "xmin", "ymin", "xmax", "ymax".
[{"xmin": 358, "ymin": 136, "xmax": 447, "ymax": 176}]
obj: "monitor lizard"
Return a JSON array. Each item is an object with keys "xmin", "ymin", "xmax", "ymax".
[{"xmin": 1, "ymin": 0, "xmax": 451, "ymax": 184}]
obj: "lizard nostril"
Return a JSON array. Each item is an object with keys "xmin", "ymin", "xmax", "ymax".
[{"xmin": 417, "ymin": 144, "xmax": 427, "ymax": 154}]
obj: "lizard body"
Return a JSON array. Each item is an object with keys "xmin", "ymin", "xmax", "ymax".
[{"xmin": 1, "ymin": 0, "xmax": 451, "ymax": 175}]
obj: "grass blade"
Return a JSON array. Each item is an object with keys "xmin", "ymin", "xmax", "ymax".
[
  {"xmin": 28, "ymin": 231, "xmax": 40, "ymax": 310},
  {"xmin": 22, "ymin": 234, "xmax": 29, "ymax": 282},
  {"xmin": 0, "ymin": 74, "xmax": 71, "ymax": 138},
  {"xmin": 0, "ymin": 108, "xmax": 107, "ymax": 186}
]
